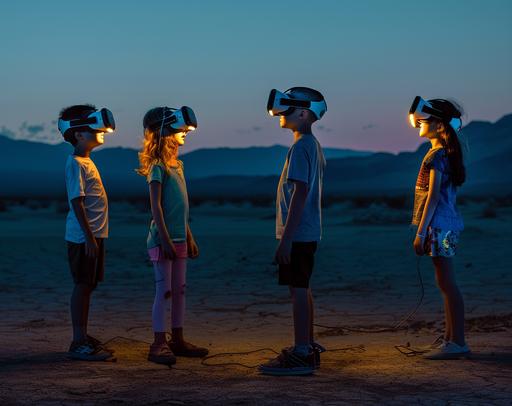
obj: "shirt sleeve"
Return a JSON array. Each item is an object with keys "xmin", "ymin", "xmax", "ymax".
[
  {"xmin": 65, "ymin": 158, "xmax": 85, "ymax": 200},
  {"xmin": 425, "ymin": 149, "xmax": 446, "ymax": 172},
  {"xmin": 147, "ymin": 163, "xmax": 164, "ymax": 184},
  {"xmin": 286, "ymin": 145, "xmax": 310, "ymax": 184}
]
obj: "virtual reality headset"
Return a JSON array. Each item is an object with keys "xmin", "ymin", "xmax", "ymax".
[
  {"xmin": 409, "ymin": 96, "xmax": 462, "ymax": 131},
  {"xmin": 267, "ymin": 88, "xmax": 327, "ymax": 120},
  {"xmin": 148, "ymin": 106, "xmax": 197, "ymax": 135},
  {"xmin": 58, "ymin": 108, "xmax": 116, "ymax": 136}
]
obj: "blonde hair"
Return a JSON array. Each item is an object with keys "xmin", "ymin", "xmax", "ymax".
[{"xmin": 136, "ymin": 107, "xmax": 179, "ymax": 177}]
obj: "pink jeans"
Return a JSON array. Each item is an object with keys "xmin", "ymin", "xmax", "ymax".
[{"xmin": 148, "ymin": 243, "xmax": 187, "ymax": 332}]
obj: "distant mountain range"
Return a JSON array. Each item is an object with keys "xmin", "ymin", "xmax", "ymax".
[
  {"xmin": 0, "ymin": 138, "xmax": 370, "ymax": 197},
  {"xmin": 1, "ymin": 114, "xmax": 511, "ymax": 198}
]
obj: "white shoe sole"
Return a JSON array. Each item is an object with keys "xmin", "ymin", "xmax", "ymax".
[{"xmin": 258, "ymin": 366, "xmax": 314, "ymax": 376}]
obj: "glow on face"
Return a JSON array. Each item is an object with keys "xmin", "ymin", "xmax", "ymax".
[
  {"xmin": 174, "ymin": 132, "xmax": 187, "ymax": 145},
  {"xmin": 279, "ymin": 115, "xmax": 286, "ymax": 128},
  {"xmin": 418, "ymin": 120, "xmax": 432, "ymax": 138},
  {"xmin": 95, "ymin": 132, "xmax": 105, "ymax": 144}
]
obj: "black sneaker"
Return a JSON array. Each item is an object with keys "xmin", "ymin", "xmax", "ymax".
[
  {"xmin": 259, "ymin": 348, "xmax": 315, "ymax": 376},
  {"xmin": 68, "ymin": 340, "xmax": 114, "ymax": 361},
  {"xmin": 281, "ymin": 343, "xmax": 325, "ymax": 369},
  {"xmin": 311, "ymin": 342, "xmax": 326, "ymax": 369},
  {"xmin": 87, "ymin": 335, "xmax": 115, "ymax": 354}
]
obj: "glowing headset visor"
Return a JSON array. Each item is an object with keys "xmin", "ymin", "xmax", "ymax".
[
  {"xmin": 408, "ymin": 96, "xmax": 462, "ymax": 131},
  {"xmin": 160, "ymin": 106, "xmax": 198, "ymax": 135},
  {"xmin": 58, "ymin": 108, "xmax": 116, "ymax": 136},
  {"xmin": 267, "ymin": 89, "xmax": 327, "ymax": 120}
]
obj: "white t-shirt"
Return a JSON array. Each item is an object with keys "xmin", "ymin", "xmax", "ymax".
[
  {"xmin": 276, "ymin": 134, "xmax": 326, "ymax": 242},
  {"xmin": 64, "ymin": 155, "xmax": 109, "ymax": 243}
]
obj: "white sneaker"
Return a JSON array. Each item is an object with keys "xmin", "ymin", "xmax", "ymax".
[{"xmin": 422, "ymin": 341, "xmax": 470, "ymax": 360}]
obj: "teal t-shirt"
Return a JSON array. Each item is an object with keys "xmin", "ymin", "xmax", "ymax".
[{"xmin": 147, "ymin": 161, "xmax": 189, "ymax": 248}]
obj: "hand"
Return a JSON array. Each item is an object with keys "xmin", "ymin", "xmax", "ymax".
[
  {"xmin": 413, "ymin": 234, "xmax": 425, "ymax": 256},
  {"xmin": 187, "ymin": 238, "xmax": 199, "ymax": 259},
  {"xmin": 161, "ymin": 238, "xmax": 177, "ymax": 260},
  {"xmin": 84, "ymin": 237, "xmax": 99, "ymax": 258},
  {"xmin": 274, "ymin": 239, "xmax": 292, "ymax": 265}
]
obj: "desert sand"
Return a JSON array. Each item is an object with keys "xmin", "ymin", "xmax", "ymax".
[{"xmin": 1, "ymin": 199, "xmax": 511, "ymax": 405}]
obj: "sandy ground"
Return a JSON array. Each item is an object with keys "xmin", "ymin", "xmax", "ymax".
[{"xmin": 1, "ymin": 200, "xmax": 511, "ymax": 405}]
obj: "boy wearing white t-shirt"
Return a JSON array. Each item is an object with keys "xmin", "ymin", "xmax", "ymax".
[
  {"xmin": 58, "ymin": 104, "xmax": 115, "ymax": 361},
  {"xmin": 260, "ymin": 87, "xmax": 327, "ymax": 376}
]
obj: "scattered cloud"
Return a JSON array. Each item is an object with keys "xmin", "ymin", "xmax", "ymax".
[
  {"xmin": 236, "ymin": 125, "xmax": 262, "ymax": 135},
  {"xmin": 0, "ymin": 121, "xmax": 61, "ymax": 143},
  {"xmin": 21, "ymin": 122, "xmax": 45, "ymax": 136},
  {"xmin": 362, "ymin": 123, "xmax": 377, "ymax": 131},
  {"xmin": 317, "ymin": 125, "xmax": 333, "ymax": 133},
  {"xmin": 0, "ymin": 126, "xmax": 16, "ymax": 138}
]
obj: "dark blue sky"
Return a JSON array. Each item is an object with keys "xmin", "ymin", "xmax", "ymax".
[{"xmin": 0, "ymin": 0, "xmax": 510, "ymax": 153}]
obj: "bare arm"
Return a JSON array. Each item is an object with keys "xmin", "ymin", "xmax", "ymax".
[
  {"xmin": 186, "ymin": 224, "xmax": 199, "ymax": 258},
  {"xmin": 275, "ymin": 180, "xmax": 309, "ymax": 264},
  {"xmin": 149, "ymin": 181, "xmax": 176, "ymax": 259},
  {"xmin": 70, "ymin": 197, "xmax": 98, "ymax": 257},
  {"xmin": 414, "ymin": 169, "xmax": 442, "ymax": 255}
]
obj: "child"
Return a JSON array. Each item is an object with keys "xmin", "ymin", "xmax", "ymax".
[
  {"xmin": 259, "ymin": 87, "xmax": 327, "ymax": 376},
  {"xmin": 58, "ymin": 104, "xmax": 116, "ymax": 361},
  {"xmin": 409, "ymin": 97, "xmax": 470, "ymax": 359},
  {"xmin": 137, "ymin": 106, "xmax": 208, "ymax": 365}
]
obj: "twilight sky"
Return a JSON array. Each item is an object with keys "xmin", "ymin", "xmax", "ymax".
[{"xmin": 0, "ymin": 0, "xmax": 510, "ymax": 153}]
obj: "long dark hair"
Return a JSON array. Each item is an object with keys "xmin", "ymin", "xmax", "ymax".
[{"xmin": 429, "ymin": 99, "xmax": 466, "ymax": 187}]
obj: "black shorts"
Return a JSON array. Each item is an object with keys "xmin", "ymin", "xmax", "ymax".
[
  {"xmin": 67, "ymin": 238, "xmax": 105, "ymax": 288},
  {"xmin": 278, "ymin": 241, "xmax": 317, "ymax": 288}
]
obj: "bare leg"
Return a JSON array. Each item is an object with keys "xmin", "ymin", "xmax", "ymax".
[
  {"xmin": 433, "ymin": 257, "xmax": 465, "ymax": 346},
  {"xmin": 83, "ymin": 290, "xmax": 91, "ymax": 333},
  {"xmin": 70, "ymin": 283, "xmax": 92, "ymax": 342},
  {"xmin": 443, "ymin": 298, "xmax": 452, "ymax": 341},
  {"xmin": 289, "ymin": 287, "xmax": 310, "ymax": 347},
  {"xmin": 308, "ymin": 289, "xmax": 315, "ymax": 344}
]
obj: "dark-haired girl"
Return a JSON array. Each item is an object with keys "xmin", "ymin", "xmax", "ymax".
[{"xmin": 410, "ymin": 98, "xmax": 470, "ymax": 359}]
